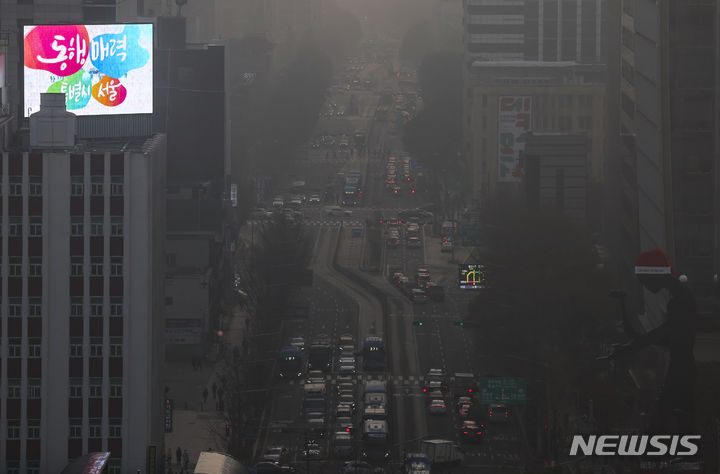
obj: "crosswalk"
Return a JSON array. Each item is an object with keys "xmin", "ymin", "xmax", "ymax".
[{"xmin": 286, "ymin": 374, "xmax": 437, "ymax": 386}]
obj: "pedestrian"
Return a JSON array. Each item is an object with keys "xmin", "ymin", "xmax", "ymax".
[
  {"xmin": 202, "ymin": 387, "xmax": 209, "ymax": 405},
  {"xmin": 176, "ymin": 446, "xmax": 182, "ymax": 466},
  {"xmin": 212, "ymin": 382, "xmax": 218, "ymax": 400},
  {"xmin": 183, "ymin": 449, "xmax": 189, "ymax": 471}
]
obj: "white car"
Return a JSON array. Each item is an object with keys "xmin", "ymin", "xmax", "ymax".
[
  {"xmin": 290, "ymin": 337, "xmax": 305, "ymax": 351},
  {"xmin": 339, "ymin": 356, "xmax": 357, "ymax": 375},
  {"xmin": 428, "ymin": 400, "xmax": 447, "ymax": 414},
  {"xmin": 272, "ymin": 196, "xmax": 284, "ymax": 209},
  {"xmin": 309, "ymin": 193, "xmax": 321, "ymax": 204},
  {"xmin": 262, "ymin": 446, "xmax": 288, "ymax": 463},
  {"xmin": 326, "ymin": 207, "xmax": 352, "ymax": 217}
]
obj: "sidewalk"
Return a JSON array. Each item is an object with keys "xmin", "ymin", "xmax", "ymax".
[
  {"xmin": 422, "ymin": 232, "xmax": 472, "ymax": 285},
  {"xmin": 163, "ymin": 305, "xmax": 249, "ymax": 471}
]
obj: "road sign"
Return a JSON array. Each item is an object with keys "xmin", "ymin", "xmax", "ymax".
[
  {"xmin": 461, "ymin": 224, "xmax": 481, "ymax": 247},
  {"xmin": 477, "ymin": 377, "xmax": 526, "ymax": 404}
]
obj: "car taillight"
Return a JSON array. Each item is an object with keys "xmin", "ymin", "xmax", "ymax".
[
  {"xmin": 463, "ymin": 431, "xmax": 468, "ymax": 435},
  {"xmin": 423, "ymin": 388, "xmax": 427, "ymax": 392},
  {"xmin": 346, "ymin": 428, "xmax": 351, "ymax": 432},
  {"xmin": 468, "ymin": 389, "xmax": 473, "ymax": 393},
  {"xmin": 477, "ymin": 431, "xmax": 482, "ymax": 435}
]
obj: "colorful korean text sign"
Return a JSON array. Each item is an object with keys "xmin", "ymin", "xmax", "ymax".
[
  {"xmin": 497, "ymin": 96, "xmax": 532, "ymax": 182},
  {"xmin": 23, "ymin": 24, "xmax": 153, "ymax": 117}
]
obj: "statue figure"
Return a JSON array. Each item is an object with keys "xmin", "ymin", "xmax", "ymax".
[{"xmin": 606, "ymin": 249, "xmax": 697, "ymax": 433}]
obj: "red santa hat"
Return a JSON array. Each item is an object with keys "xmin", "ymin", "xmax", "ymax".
[{"xmin": 635, "ymin": 248, "xmax": 677, "ymax": 277}]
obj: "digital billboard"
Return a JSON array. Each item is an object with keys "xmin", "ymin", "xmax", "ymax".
[
  {"xmin": 498, "ymin": 96, "xmax": 532, "ymax": 182},
  {"xmin": 23, "ymin": 24, "xmax": 153, "ymax": 117},
  {"xmin": 458, "ymin": 264, "xmax": 488, "ymax": 290}
]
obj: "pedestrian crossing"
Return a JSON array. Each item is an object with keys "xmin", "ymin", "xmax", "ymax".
[{"xmin": 286, "ymin": 374, "xmax": 435, "ymax": 386}]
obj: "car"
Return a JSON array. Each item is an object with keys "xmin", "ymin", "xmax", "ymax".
[
  {"xmin": 460, "ymin": 420, "xmax": 485, "ymax": 442},
  {"xmin": 337, "ymin": 106, "xmax": 345, "ymax": 116},
  {"xmin": 390, "ymin": 272, "xmax": 405, "ymax": 285},
  {"xmin": 306, "ymin": 370, "xmax": 324, "ymax": 384},
  {"xmin": 428, "ymin": 400, "xmax": 447, "ymax": 414},
  {"xmin": 336, "ymin": 416, "xmax": 355, "ymax": 433},
  {"xmin": 410, "ymin": 289, "xmax": 428, "ymax": 304},
  {"xmin": 458, "ymin": 403, "xmax": 472, "ymax": 419},
  {"xmin": 251, "ymin": 208, "xmax": 273, "ymax": 220},
  {"xmin": 396, "ymin": 276, "xmax": 410, "ymax": 290},
  {"xmin": 343, "ymin": 461, "xmax": 373, "ymax": 474},
  {"xmin": 337, "ymin": 375, "xmax": 354, "ymax": 385},
  {"xmin": 309, "ymin": 193, "xmax": 321, "ymax": 204},
  {"xmin": 338, "ymin": 394, "xmax": 356, "ymax": 412},
  {"xmin": 416, "ymin": 269, "xmax": 430, "ymax": 279},
  {"xmin": 387, "ymin": 156, "xmax": 397, "ymax": 164},
  {"xmin": 457, "ymin": 397, "xmax": 473, "ymax": 409},
  {"xmin": 488, "ymin": 404, "xmax": 510, "ymax": 423},
  {"xmin": 423, "ymin": 380, "xmax": 443, "ymax": 393},
  {"xmin": 386, "ymin": 236, "xmax": 400, "ymax": 248},
  {"xmin": 252, "ymin": 461, "xmax": 296, "ymax": 473},
  {"xmin": 386, "ymin": 168, "xmax": 396, "ymax": 176},
  {"xmin": 339, "ymin": 334, "xmax": 355, "ymax": 347},
  {"xmin": 392, "ymin": 185, "xmax": 401, "ymax": 195},
  {"xmin": 406, "ymin": 236, "xmax": 422, "ymax": 249},
  {"xmin": 262, "ymin": 446, "xmax": 289, "ymax": 464},
  {"xmin": 272, "ymin": 197, "xmax": 284, "ymax": 209},
  {"xmin": 336, "ymin": 404, "xmax": 354, "ymax": 419},
  {"xmin": 387, "ymin": 217, "xmax": 401, "ymax": 226},
  {"xmin": 426, "ymin": 368, "xmax": 445, "ymax": 381},
  {"xmin": 326, "ymin": 207, "xmax": 353, "ymax": 217},
  {"xmin": 290, "ymin": 337, "xmax": 305, "ymax": 351},
  {"xmin": 339, "ymin": 345, "xmax": 355, "ymax": 357},
  {"xmin": 441, "ymin": 239, "xmax": 454, "ymax": 253},
  {"xmin": 337, "ymin": 382, "xmax": 355, "ymax": 395},
  {"xmin": 339, "ymin": 357, "xmax": 357, "ymax": 374}
]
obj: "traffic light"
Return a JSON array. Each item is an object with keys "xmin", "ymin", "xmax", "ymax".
[
  {"xmin": 413, "ymin": 321, "xmax": 424, "ymax": 326},
  {"xmin": 225, "ymin": 423, "xmax": 231, "ymax": 436},
  {"xmin": 454, "ymin": 321, "xmax": 465, "ymax": 327}
]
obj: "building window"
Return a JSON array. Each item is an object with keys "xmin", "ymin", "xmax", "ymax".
[
  {"xmin": 27, "ymin": 420, "xmax": 40, "ymax": 439},
  {"xmin": 71, "ymin": 296, "xmax": 84, "ymax": 316},
  {"xmin": 90, "ymin": 338, "xmax": 103, "ymax": 357},
  {"xmin": 29, "ymin": 216, "xmax": 42, "ymax": 236},
  {"xmin": 91, "ymin": 296, "xmax": 103, "ymax": 316},
  {"xmin": 72, "ymin": 256, "xmax": 84, "ymax": 276},
  {"xmin": 166, "ymin": 253, "xmax": 176, "ymax": 266},
  {"xmin": 9, "ymin": 257, "xmax": 22, "ymax": 276},
  {"xmin": 110, "ymin": 379, "xmax": 122, "ymax": 398},
  {"xmin": 9, "ymin": 297, "xmax": 22, "ymax": 316},
  {"xmin": 482, "ymin": 116, "xmax": 487, "ymax": 129},
  {"xmin": 111, "ymin": 176, "xmax": 124, "ymax": 196},
  {"xmin": 29, "ymin": 297, "xmax": 42, "ymax": 317},
  {"xmin": 28, "ymin": 338, "xmax": 41, "ymax": 358},
  {"xmin": 91, "ymin": 176, "xmax": 104, "ymax": 195},
  {"xmin": 9, "ymin": 216, "xmax": 23, "ymax": 236},
  {"xmin": 111, "ymin": 257, "xmax": 123, "ymax": 276},
  {"xmin": 70, "ymin": 379, "xmax": 83, "ymax": 398},
  {"xmin": 91, "ymin": 216, "xmax": 104, "ymax": 236},
  {"xmin": 7, "ymin": 421, "xmax": 20, "ymax": 440},
  {"xmin": 8, "ymin": 338, "xmax": 21, "ymax": 357},
  {"xmin": 29, "ymin": 176, "xmax": 42, "ymax": 195},
  {"xmin": 70, "ymin": 338, "xmax": 83, "ymax": 357},
  {"xmin": 108, "ymin": 461, "xmax": 121, "ymax": 474},
  {"xmin": 9, "ymin": 176, "xmax": 22, "ymax": 195},
  {"xmin": 110, "ymin": 297, "xmax": 123, "ymax": 316},
  {"xmin": 110, "ymin": 338, "xmax": 123, "ymax": 356},
  {"xmin": 29, "ymin": 256, "xmax": 42, "ymax": 276},
  {"xmin": 71, "ymin": 176, "xmax": 84, "ymax": 196},
  {"xmin": 111, "ymin": 216, "xmax": 123, "ymax": 236},
  {"xmin": 7, "ymin": 464, "xmax": 20, "ymax": 474},
  {"xmin": 72, "ymin": 216, "xmax": 84, "ymax": 236},
  {"xmin": 91, "ymin": 257, "xmax": 103, "ymax": 276},
  {"xmin": 109, "ymin": 420, "xmax": 122, "ymax": 438},
  {"xmin": 559, "ymin": 116, "xmax": 572, "ymax": 131},
  {"xmin": 28, "ymin": 379, "xmax": 41, "ymax": 399},
  {"xmin": 89, "ymin": 420, "xmax": 102, "ymax": 438},
  {"xmin": 89, "ymin": 380, "xmax": 103, "ymax": 398},
  {"xmin": 8, "ymin": 380, "xmax": 21, "ymax": 398},
  {"xmin": 579, "ymin": 116, "xmax": 593, "ymax": 130},
  {"xmin": 70, "ymin": 420, "xmax": 82, "ymax": 438}
]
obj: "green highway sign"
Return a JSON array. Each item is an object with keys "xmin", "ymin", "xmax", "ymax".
[
  {"xmin": 477, "ymin": 377, "xmax": 526, "ymax": 404},
  {"xmin": 461, "ymin": 225, "xmax": 481, "ymax": 247}
]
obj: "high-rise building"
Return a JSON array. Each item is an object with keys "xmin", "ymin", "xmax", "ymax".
[
  {"xmin": 461, "ymin": 0, "xmax": 607, "ymax": 202},
  {"xmin": 0, "ymin": 94, "xmax": 166, "ymax": 473},
  {"xmin": 612, "ymin": 0, "xmax": 719, "ymax": 315}
]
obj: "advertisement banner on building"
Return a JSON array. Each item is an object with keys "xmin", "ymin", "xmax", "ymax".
[
  {"xmin": 23, "ymin": 24, "xmax": 153, "ymax": 117},
  {"xmin": 165, "ymin": 318, "xmax": 202, "ymax": 344},
  {"xmin": 497, "ymin": 96, "xmax": 532, "ymax": 182}
]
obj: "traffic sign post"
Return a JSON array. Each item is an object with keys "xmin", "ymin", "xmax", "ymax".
[{"xmin": 477, "ymin": 377, "xmax": 527, "ymax": 404}]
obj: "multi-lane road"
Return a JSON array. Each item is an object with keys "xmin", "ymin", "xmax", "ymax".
[{"xmin": 244, "ymin": 47, "xmax": 532, "ymax": 473}]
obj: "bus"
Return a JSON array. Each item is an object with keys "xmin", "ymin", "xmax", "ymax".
[
  {"xmin": 361, "ymin": 419, "xmax": 390, "ymax": 462},
  {"xmin": 362, "ymin": 336, "xmax": 386, "ymax": 371},
  {"xmin": 308, "ymin": 338, "xmax": 332, "ymax": 372},
  {"xmin": 278, "ymin": 346, "xmax": 303, "ymax": 379},
  {"xmin": 342, "ymin": 171, "xmax": 363, "ymax": 207}
]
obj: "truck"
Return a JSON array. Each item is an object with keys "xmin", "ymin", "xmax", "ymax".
[
  {"xmin": 362, "ymin": 336, "xmax": 386, "ymax": 371},
  {"xmin": 404, "ymin": 452, "xmax": 431, "ymax": 474},
  {"xmin": 419, "ymin": 439, "xmax": 463, "ymax": 465},
  {"xmin": 278, "ymin": 346, "xmax": 303, "ymax": 379},
  {"xmin": 452, "ymin": 373, "xmax": 476, "ymax": 398},
  {"xmin": 303, "ymin": 382, "xmax": 327, "ymax": 415},
  {"xmin": 308, "ymin": 338, "xmax": 332, "ymax": 372}
]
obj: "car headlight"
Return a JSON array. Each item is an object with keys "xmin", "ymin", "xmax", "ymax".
[{"xmin": 384, "ymin": 452, "xmax": 390, "ymax": 458}]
